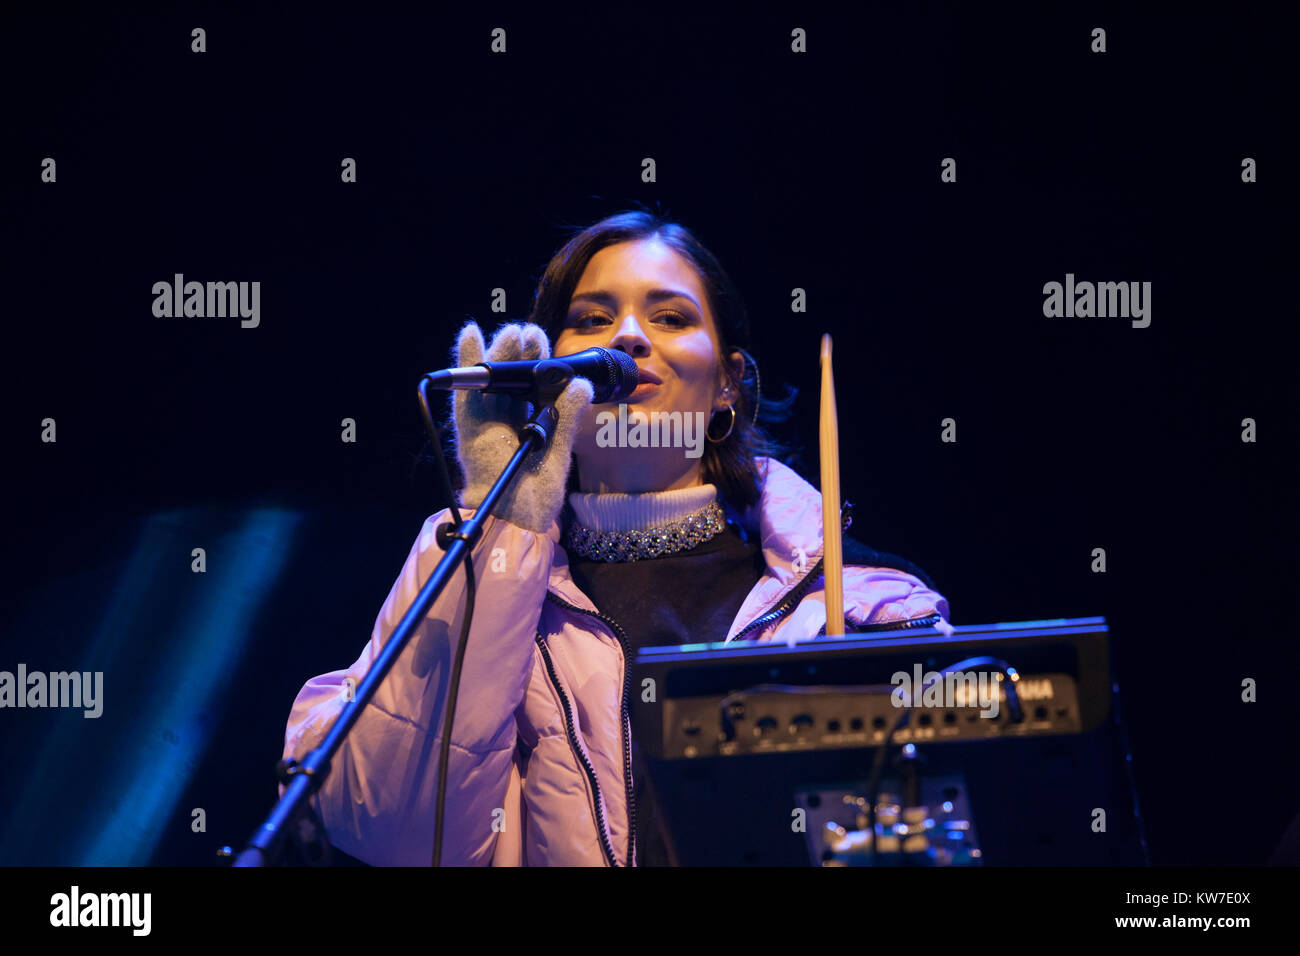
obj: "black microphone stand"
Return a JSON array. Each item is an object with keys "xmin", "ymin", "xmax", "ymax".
[{"xmin": 229, "ymin": 361, "xmax": 576, "ymax": 867}]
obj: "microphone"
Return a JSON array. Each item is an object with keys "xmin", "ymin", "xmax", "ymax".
[{"xmin": 424, "ymin": 346, "xmax": 640, "ymax": 404}]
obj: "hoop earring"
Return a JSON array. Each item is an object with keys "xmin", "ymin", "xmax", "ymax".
[{"xmin": 706, "ymin": 405, "xmax": 736, "ymax": 443}]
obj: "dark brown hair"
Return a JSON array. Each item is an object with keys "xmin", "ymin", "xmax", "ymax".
[{"xmin": 528, "ymin": 207, "xmax": 796, "ymax": 512}]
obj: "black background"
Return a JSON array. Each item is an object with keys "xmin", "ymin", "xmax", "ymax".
[{"xmin": 0, "ymin": 1, "xmax": 1295, "ymax": 866}]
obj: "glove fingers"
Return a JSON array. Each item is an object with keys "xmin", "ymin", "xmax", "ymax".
[
  {"xmin": 486, "ymin": 323, "xmax": 524, "ymax": 362},
  {"xmin": 518, "ymin": 323, "xmax": 550, "ymax": 362},
  {"xmin": 554, "ymin": 375, "xmax": 595, "ymax": 416},
  {"xmin": 475, "ymin": 323, "xmax": 554, "ymax": 427},
  {"xmin": 455, "ymin": 322, "xmax": 555, "ymax": 436},
  {"xmin": 455, "ymin": 321, "xmax": 485, "ymax": 367},
  {"xmin": 454, "ymin": 324, "xmax": 507, "ymax": 432},
  {"xmin": 456, "ymin": 386, "xmax": 514, "ymax": 428},
  {"xmin": 544, "ymin": 377, "xmax": 595, "ymax": 462},
  {"xmin": 452, "ymin": 322, "xmax": 495, "ymax": 431}
]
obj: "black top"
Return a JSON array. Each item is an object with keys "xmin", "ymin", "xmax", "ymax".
[{"xmin": 565, "ymin": 516, "xmax": 766, "ymax": 866}]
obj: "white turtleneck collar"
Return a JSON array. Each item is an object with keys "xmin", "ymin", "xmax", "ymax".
[{"xmin": 567, "ymin": 484, "xmax": 719, "ymax": 533}]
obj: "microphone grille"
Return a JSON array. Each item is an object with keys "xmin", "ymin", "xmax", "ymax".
[{"xmin": 604, "ymin": 348, "xmax": 640, "ymax": 400}]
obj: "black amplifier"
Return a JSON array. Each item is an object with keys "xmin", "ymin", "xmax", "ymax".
[{"xmin": 632, "ymin": 617, "xmax": 1148, "ymax": 865}]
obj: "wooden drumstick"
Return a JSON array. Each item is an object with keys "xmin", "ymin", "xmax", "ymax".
[{"xmin": 820, "ymin": 334, "xmax": 845, "ymax": 637}]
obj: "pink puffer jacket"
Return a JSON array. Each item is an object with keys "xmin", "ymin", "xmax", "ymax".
[{"xmin": 280, "ymin": 457, "xmax": 951, "ymax": 866}]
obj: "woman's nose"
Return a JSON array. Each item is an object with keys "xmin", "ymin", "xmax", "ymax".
[{"xmin": 608, "ymin": 315, "xmax": 651, "ymax": 357}]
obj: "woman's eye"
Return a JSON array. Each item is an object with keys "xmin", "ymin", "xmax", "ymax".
[{"xmin": 569, "ymin": 310, "xmax": 690, "ymax": 329}]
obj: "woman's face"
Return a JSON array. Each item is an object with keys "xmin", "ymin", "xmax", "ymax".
[{"xmin": 554, "ymin": 237, "xmax": 742, "ymax": 492}]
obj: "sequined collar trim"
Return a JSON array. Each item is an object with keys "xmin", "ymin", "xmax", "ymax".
[{"xmin": 564, "ymin": 501, "xmax": 727, "ymax": 562}]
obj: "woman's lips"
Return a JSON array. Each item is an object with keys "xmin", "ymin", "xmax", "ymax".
[
  {"xmin": 626, "ymin": 381, "xmax": 660, "ymax": 402},
  {"xmin": 624, "ymin": 367, "xmax": 662, "ymax": 402}
]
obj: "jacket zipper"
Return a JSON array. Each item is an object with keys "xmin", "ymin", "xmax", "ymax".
[
  {"xmin": 542, "ymin": 591, "xmax": 636, "ymax": 867},
  {"xmin": 730, "ymin": 555, "xmax": 825, "ymax": 641},
  {"xmin": 534, "ymin": 632, "xmax": 620, "ymax": 867},
  {"xmin": 731, "ymin": 562, "xmax": 945, "ymax": 640},
  {"xmin": 731, "ymin": 502, "xmax": 855, "ymax": 642},
  {"xmin": 822, "ymin": 610, "xmax": 943, "ymax": 635}
]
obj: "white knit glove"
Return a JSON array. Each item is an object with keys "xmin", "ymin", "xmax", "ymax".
[{"xmin": 450, "ymin": 321, "xmax": 593, "ymax": 534}]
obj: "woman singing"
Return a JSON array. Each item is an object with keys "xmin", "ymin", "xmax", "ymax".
[{"xmin": 281, "ymin": 210, "xmax": 951, "ymax": 866}]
